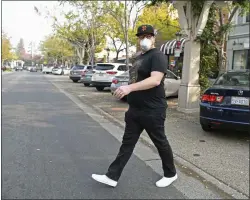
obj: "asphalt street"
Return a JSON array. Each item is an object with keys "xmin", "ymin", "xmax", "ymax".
[{"xmin": 2, "ymin": 71, "xmax": 186, "ymax": 199}]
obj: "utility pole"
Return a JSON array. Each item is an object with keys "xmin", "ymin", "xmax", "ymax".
[{"xmin": 124, "ymin": 0, "xmax": 129, "ymax": 68}]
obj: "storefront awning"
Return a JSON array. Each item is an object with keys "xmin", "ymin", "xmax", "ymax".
[{"xmin": 160, "ymin": 37, "xmax": 186, "ymax": 55}]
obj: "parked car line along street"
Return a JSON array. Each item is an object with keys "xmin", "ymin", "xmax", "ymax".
[
  {"xmin": 45, "ymin": 74, "xmax": 249, "ymax": 198},
  {"xmin": 110, "ymin": 69, "xmax": 181, "ymax": 100},
  {"xmin": 91, "ymin": 63, "xmax": 129, "ymax": 91},
  {"xmin": 69, "ymin": 65, "xmax": 94, "ymax": 83}
]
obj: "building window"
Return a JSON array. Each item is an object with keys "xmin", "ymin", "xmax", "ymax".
[{"xmin": 232, "ymin": 50, "xmax": 249, "ymax": 70}]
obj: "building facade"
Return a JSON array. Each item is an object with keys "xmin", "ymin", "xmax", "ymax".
[{"xmin": 226, "ymin": 11, "xmax": 250, "ymax": 70}]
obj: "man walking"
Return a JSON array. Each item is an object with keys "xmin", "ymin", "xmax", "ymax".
[{"xmin": 92, "ymin": 25, "xmax": 177, "ymax": 188}]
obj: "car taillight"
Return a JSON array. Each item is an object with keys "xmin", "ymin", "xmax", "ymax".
[
  {"xmin": 112, "ymin": 79, "xmax": 119, "ymax": 84},
  {"xmin": 201, "ymin": 94, "xmax": 224, "ymax": 103},
  {"xmin": 106, "ymin": 71, "xmax": 117, "ymax": 75}
]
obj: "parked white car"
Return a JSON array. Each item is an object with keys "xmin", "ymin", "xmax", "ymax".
[
  {"xmin": 52, "ymin": 67, "xmax": 65, "ymax": 75},
  {"xmin": 110, "ymin": 69, "xmax": 181, "ymax": 98},
  {"xmin": 164, "ymin": 70, "xmax": 181, "ymax": 97},
  {"xmin": 91, "ymin": 63, "xmax": 129, "ymax": 91},
  {"xmin": 42, "ymin": 66, "xmax": 54, "ymax": 74}
]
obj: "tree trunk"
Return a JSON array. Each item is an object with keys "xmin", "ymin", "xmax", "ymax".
[
  {"xmin": 116, "ymin": 51, "xmax": 120, "ymax": 61},
  {"xmin": 218, "ymin": 33, "xmax": 227, "ymax": 74},
  {"xmin": 90, "ymin": 19, "xmax": 95, "ymax": 67},
  {"xmin": 83, "ymin": 50, "xmax": 89, "ymax": 65},
  {"xmin": 218, "ymin": 49, "xmax": 226, "ymax": 74},
  {"xmin": 76, "ymin": 47, "xmax": 84, "ymax": 65}
]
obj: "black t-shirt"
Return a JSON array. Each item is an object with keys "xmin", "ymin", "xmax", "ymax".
[{"xmin": 127, "ymin": 48, "xmax": 168, "ymax": 109}]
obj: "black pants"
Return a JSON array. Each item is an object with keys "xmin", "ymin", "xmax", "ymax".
[{"xmin": 106, "ymin": 107, "xmax": 176, "ymax": 181}]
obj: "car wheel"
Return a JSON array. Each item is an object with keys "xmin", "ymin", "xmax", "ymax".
[
  {"xmin": 96, "ymin": 86, "xmax": 104, "ymax": 91},
  {"xmin": 201, "ymin": 123, "xmax": 212, "ymax": 132},
  {"xmin": 84, "ymin": 83, "xmax": 90, "ymax": 87},
  {"xmin": 73, "ymin": 80, "xmax": 78, "ymax": 83}
]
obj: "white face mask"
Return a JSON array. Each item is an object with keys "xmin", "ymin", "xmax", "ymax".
[{"xmin": 140, "ymin": 38, "xmax": 152, "ymax": 52}]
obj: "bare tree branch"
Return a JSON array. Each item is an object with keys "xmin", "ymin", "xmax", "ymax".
[
  {"xmin": 195, "ymin": 1, "xmax": 214, "ymax": 37},
  {"xmin": 219, "ymin": 8, "xmax": 223, "ymax": 26},
  {"xmin": 228, "ymin": 6, "xmax": 239, "ymax": 23},
  {"xmin": 173, "ymin": 2, "xmax": 189, "ymax": 35}
]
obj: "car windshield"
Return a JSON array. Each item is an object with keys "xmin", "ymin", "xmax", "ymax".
[
  {"xmin": 214, "ymin": 71, "xmax": 249, "ymax": 87},
  {"xmin": 95, "ymin": 64, "xmax": 114, "ymax": 71},
  {"xmin": 72, "ymin": 65, "xmax": 85, "ymax": 70}
]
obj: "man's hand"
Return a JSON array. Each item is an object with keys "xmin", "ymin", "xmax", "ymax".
[{"xmin": 114, "ymin": 85, "xmax": 132, "ymax": 99}]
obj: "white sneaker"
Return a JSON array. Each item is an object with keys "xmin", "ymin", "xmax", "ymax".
[
  {"xmin": 91, "ymin": 174, "xmax": 118, "ymax": 187},
  {"xmin": 156, "ymin": 174, "xmax": 178, "ymax": 187}
]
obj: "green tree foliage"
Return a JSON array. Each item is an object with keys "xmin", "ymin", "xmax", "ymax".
[
  {"xmin": 135, "ymin": 2, "xmax": 180, "ymax": 43},
  {"xmin": 52, "ymin": 11, "xmax": 89, "ymax": 64},
  {"xmin": 100, "ymin": 14, "xmax": 125, "ymax": 61},
  {"xmin": 58, "ymin": 1, "xmax": 106, "ymax": 65},
  {"xmin": 40, "ymin": 35, "xmax": 74, "ymax": 65},
  {"xmin": 198, "ymin": 1, "xmax": 249, "ymax": 91},
  {"xmin": 102, "ymin": 1, "xmax": 148, "ymax": 62},
  {"xmin": 148, "ymin": 0, "xmax": 249, "ymax": 92},
  {"xmin": 2, "ymin": 31, "xmax": 16, "ymax": 65},
  {"xmin": 35, "ymin": 2, "xmax": 106, "ymax": 65},
  {"xmin": 199, "ymin": 4, "xmax": 218, "ymax": 92}
]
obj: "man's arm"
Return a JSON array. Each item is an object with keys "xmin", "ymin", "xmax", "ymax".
[{"xmin": 129, "ymin": 71, "xmax": 164, "ymax": 92}]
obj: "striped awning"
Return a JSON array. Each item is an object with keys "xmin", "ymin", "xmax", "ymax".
[{"xmin": 160, "ymin": 37, "xmax": 186, "ymax": 55}]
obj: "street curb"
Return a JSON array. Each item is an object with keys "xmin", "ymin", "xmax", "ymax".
[
  {"xmin": 91, "ymin": 105, "xmax": 248, "ymax": 199},
  {"xmin": 48, "ymin": 78, "xmax": 248, "ymax": 199}
]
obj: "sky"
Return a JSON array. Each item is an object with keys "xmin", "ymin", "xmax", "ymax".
[
  {"xmin": 2, "ymin": 1, "xmax": 142, "ymax": 55},
  {"xmin": 2, "ymin": 1, "xmax": 61, "ymax": 51}
]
